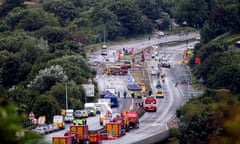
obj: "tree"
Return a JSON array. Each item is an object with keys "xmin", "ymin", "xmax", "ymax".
[
  {"xmin": 0, "ymin": 98, "xmax": 43, "ymax": 144},
  {"xmin": 0, "ymin": 0, "xmax": 25, "ymax": 17},
  {"xmin": 174, "ymin": 0, "xmax": 208, "ymax": 27},
  {"xmin": 2, "ymin": 55, "xmax": 21, "ymax": 87},
  {"xmin": 17, "ymin": 9, "xmax": 59, "ymax": 31},
  {"xmin": 207, "ymin": 64, "xmax": 240, "ymax": 94},
  {"xmin": 109, "ymin": 0, "xmax": 153, "ymax": 35},
  {"xmin": 33, "ymin": 95, "xmax": 60, "ymax": 123},
  {"xmin": 43, "ymin": 0, "xmax": 78, "ymax": 25},
  {"xmin": 90, "ymin": 7, "xmax": 122, "ymax": 40},
  {"xmin": 35, "ymin": 26, "xmax": 69, "ymax": 43},
  {"xmin": 28, "ymin": 65, "xmax": 66, "ymax": 93},
  {"xmin": 134, "ymin": 0, "xmax": 162, "ymax": 20}
]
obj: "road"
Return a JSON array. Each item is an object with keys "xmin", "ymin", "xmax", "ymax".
[{"xmin": 44, "ymin": 32, "xmax": 201, "ymax": 143}]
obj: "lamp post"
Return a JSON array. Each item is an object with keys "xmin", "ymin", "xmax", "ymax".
[{"xmin": 65, "ymin": 82, "xmax": 68, "ymax": 110}]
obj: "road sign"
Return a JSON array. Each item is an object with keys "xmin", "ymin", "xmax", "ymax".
[
  {"xmin": 128, "ymin": 77, "xmax": 135, "ymax": 83},
  {"xmin": 38, "ymin": 116, "xmax": 46, "ymax": 124},
  {"xmin": 28, "ymin": 111, "xmax": 35, "ymax": 120},
  {"xmin": 82, "ymin": 84, "xmax": 95, "ymax": 97}
]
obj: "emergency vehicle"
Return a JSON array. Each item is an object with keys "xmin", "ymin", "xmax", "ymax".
[{"xmin": 144, "ymin": 96, "xmax": 157, "ymax": 112}]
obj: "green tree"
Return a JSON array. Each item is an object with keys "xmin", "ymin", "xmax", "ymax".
[
  {"xmin": 134, "ymin": 0, "xmax": 162, "ymax": 20},
  {"xmin": 17, "ymin": 9, "xmax": 59, "ymax": 31},
  {"xmin": 33, "ymin": 95, "xmax": 60, "ymax": 123},
  {"xmin": 207, "ymin": 64, "xmax": 240, "ymax": 94},
  {"xmin": 43, "ymin": 0, "xmax": 78, "ymax": 25},
  {"xmin": 0, "ymin": 98, "xmax": 43, "ymax": 144},
  {"xmin": 35, "ymin": 26, "xmax": 69, "ymax": 43},
  {"xmin": 109, "ymin": 0, "xmax": 153, "ymax": 35},
  {"xmin": 1, "ymin": 55, "xmax": 21, "ymax": 87},
  {"xmin": 90, "ymin": 7, "xmax": 122, "ymax": 40},
  {"xmin": 0, "ymin": 0, "xmax": 25, "ymax": 17},
  {"xmin": 174, "ymin": 0, "xmax": 208, "ymax": 27}
]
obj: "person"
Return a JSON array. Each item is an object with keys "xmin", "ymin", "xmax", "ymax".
[
  {"xmin": 118, "ymin": 91, "xmax": 120, "ymax": 98},
  {"xmin": 131, "ymin": 91, "xmax": 135, "ymax": 98},
  {"xmin": 175, "ymin": 82, "xmax": 178, "ymax": 87},
  {"xmin": 157, "ymin": 71, "xmax": 160, "ymax": 78},
  {"xmin": 123, "ymin": 91, "xmax": 127, "ymax": 99}
]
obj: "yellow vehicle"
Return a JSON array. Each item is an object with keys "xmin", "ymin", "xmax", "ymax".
[
  {"xmin": 156, "ymin": 89, "xmax": 164, "ymax": 98},
  {"xmin": 53, "ymin": 115, "xmax": 65, "ymax": 129}
]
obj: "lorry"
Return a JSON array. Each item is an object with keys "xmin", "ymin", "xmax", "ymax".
[
  {"xmin": 53, "ymin": 115, "xmax": 65, "ymax": 129},
  {"xmin": 52, "ymin": 136, "xmax": 74, "ymax": 144},
  {"xmin": 111, "ymin": 110, "xmax": 139, "ymax": 133},
  {"xmin": 84, "ymin": 103, "xmax": 97, "ymax": 116},
  {"xmin": 64, "ymin": 109, "xmax": 74, "ymax": 123},
  {"xmin": 69, "ymin": 125, "xmax": 88, "ymax": 143},
  {"xmin": 144, "ymin": 96, "xmax": 157, "ymax": 112},
  {"xmin": 125, "ymin": 111, "xmax": 139, "ymax": 129},
  {"xmin": 112, "ymin": 114, "xmax": 130, "ymax": 132},
  {"xmin": 105, "ymin": 122, "xmax": 125, "ymax": 137},
  {"xmin": 100, "ymin": 91, "xmax": 119, "ymax": 108}
]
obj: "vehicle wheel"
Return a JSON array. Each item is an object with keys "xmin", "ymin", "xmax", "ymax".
[{"xmin": 126, "ymin": 125, "xmax": 130, "ymax": 132}]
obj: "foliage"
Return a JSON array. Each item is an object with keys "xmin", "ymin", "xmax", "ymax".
[
  {"xmin": 28, "ymin": 65, "xmax": 66, "ymax": 94},
  {"xmin": 207, "ymin": 64, "xmax": 240, "ymax": 94},
  {"xmin": 43, "ymin": 0, "xmax": 78, "ymax": 25},
  {"xmin": 174, "ymin": 89, "xmax": 240, "ymax": 144},
  {"xmin": 200, "ymin": 0, "xmax": 240, "ymax": 43},
  {"xmin": 0, "ymin": 0, "xmax": 25, "ymax": 17},
  {"xmin": 33, "ymin": 94, "xmax": 60, "ymax": 123},
  {"xmin": 0, "ymin": 98, "xmax": 43, "ymax": 144},
  {"xmin": 174, "ymin": 0, "xmax": 208, "ymax": 28}
]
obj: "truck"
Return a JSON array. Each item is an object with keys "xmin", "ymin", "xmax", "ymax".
[
  {"xmin": 84, "ymin": 103, "xmax": 97, "ymax": 116},
  {"xmin": 144, "ymin": 96, "xmax": 157, "ymax": 112},
  {"xmin": 53, "ymin": 115, "xmax": 65, "ymax": 129},
  {"xmin": 69, "ymin": 125, "xmax": 88, "ymax": 143},
  {"xmin": 88, "ymin": 132, "xmax": 102, "ymax": 144},
  {"xmin": 105, "ymin": 122, "xmax": 125, "ymax": 137},
  {"xmin": 112, "ymin": 115, "xmax": 130, "ymax": 132},
  {"xmin": 64, "ymin": 109, "xmax": 74, "ymax": 123},
  {"xmin": 100, "ymin": 91, "xmax": 119, "ymax": 108},
  {"xmin": 125, "ymin": 111, "xmax": 139, "ymax": 129},
  {"xmin": 52, "ymin": 136, "xmax": 77, "ymax": 144}
]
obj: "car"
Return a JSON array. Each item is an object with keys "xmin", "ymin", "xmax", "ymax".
[
  {"xmin": 101, "ymin": 49, "xmax": 107, "ymax": 55},
  {"xmin": 161, "ymin": 62, "xmax": 170, "ymax": 68},
  {"xmin": 74, "ymin": 110, "xmax": 88, "ymax": 118},
  {"xmin": 151, "ymin": 53, "xmax": 155, "ymax": 58},
  {"xmin": 85, "ymin": 108, "xmax": 96, "ymax": 117},
  {"xmin": 155, "ymin": 55, "xmax": 160, "ymax": 61},
  {"xmin": 47, "ymin": 124, "xmax": 59, "ymax": 132},
  {"xmin": 32, "ymin": 126, "xmax": 49, "ymax": 134},
  {"xmin": 156, "ymin": 90, "xmax": 164, "ymax": 98},
  {"xmin": 156, "ymin": 81, "xmax": 162, "ymax": 88},
  {"xmin": 162, "ymin": 56, "xmax": 167, "ymax": 61},
  {"xmin": 188, "ymin": 45, "xmax": 194, "ymax": 49},
  {"xmin": 151, "ymin": 69, "xmax": 158, "ymax": 75}
]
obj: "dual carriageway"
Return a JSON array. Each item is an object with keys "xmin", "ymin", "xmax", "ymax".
[{"xmin": 45, "ymin": 32, "xmax": 201, "ymax": 144}]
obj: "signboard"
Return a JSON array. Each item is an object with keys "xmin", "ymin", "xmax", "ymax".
[
  {"xmin": 82, "ymin": 84, "xmax": 95, "ymax": 97},
  {"xmin": 38, "ymin": 116, "xmax": 46, "ymax": 124},
  {"xmin": 28, "ymin": 111, "xmax": 35, "ymax": 120},
  {"xmin": 127, "ymin": 77, "xmax": 135, "ymax": 83}
]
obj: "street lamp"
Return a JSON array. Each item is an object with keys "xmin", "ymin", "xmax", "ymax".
[{"xmin": 65, "ymin": 82, "xmax": 69, "ymax": 110}]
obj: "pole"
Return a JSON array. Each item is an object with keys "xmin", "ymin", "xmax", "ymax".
[{"xmin": 65, "ymin": 83, "xmax": 68, "ymax": 110}]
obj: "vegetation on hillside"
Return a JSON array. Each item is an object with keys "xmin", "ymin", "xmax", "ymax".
[
  {"xmin": 0, "ymin": 0, "xmax": 176, "ymax": 143},
  {"xmin": 1, "ymin": 0, "xmax": 240, "ymax": 143},
  {"xmin": 165, "ymin": 0, "xmax": 240, "ymax": 143}
]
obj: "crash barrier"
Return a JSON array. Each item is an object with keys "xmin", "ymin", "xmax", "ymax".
[{"xmin": 132, "ymin": 130, "xmax": 169, "ymax": 144}]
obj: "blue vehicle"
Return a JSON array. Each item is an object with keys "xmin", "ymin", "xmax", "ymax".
[{"xmin": 100, "ymin": 91, "xmax": 119, "ymax": 108}]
